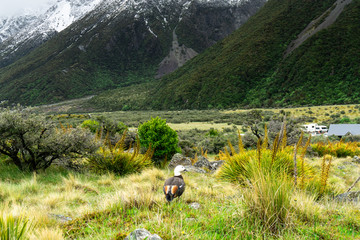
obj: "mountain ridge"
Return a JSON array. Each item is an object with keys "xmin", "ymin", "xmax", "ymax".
[{"xmin": 0, "ymin": 0, "xmax": 266, "ymax": 105}]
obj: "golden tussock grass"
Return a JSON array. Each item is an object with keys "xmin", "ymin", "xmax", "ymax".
[
  {"xmin": 30, "ymin": 227, "xmax": 64, "ymax": 240},
  {"xmin": 62, "ymin": 173, "xmax": 99, "ymax": 194}
]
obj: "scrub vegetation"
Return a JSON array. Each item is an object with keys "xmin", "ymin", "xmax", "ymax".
[{"xmin": 1, "ymin": 106, "xmax": 360, "ymax": 239}]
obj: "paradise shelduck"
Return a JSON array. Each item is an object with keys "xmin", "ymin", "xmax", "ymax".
[{"xmin": 163, "ymin": 165, "xmax": 187, "ymax": 202}]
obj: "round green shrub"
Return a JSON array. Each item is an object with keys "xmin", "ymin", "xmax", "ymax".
[{"xmin": 138, "ymin": 117, "xmax": 180, "ymax": 165}]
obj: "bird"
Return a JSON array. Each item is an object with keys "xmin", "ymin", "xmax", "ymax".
[{"xmin": 163, "ymin": 165, "xmax": 187, "ymax": 202}]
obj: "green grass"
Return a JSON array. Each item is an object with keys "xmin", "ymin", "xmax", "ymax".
[
  {"xmin": 1, "ymin": 106, "xmax": 360, "ymax": 239},
  {"xmin": 1, "ymin": 151, "xmax": 360, "ymax": 239}
]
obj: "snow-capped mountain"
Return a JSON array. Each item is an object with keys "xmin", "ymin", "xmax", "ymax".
[
  {"xmin": 0, "ymin": 0, "xmax": 101, "ymax": 66},
  {"xmin": 0, "ymin": 0, "xmax": 266, "ymax": 105}
]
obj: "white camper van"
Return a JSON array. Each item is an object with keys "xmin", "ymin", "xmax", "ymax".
[
  {"xmin": 315, "ymin": 125, "xmax": 328, "ymax": 134},
  {"xmin": 302, "ymin": 123, "xmax": 318, "ymax": 133},
  {"xmin": 302, "ymin": 123, "xmax": 328, "ymax": 135}
]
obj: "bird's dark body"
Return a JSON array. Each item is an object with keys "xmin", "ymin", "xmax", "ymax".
[{"xmin": 163, "ymin": 175, "xmax": 185, "ymax": 202}]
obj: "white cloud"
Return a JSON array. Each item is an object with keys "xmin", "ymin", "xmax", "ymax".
[{"xmin": 0, "ymin": 0, "xmax": 55, "ymax": 17}]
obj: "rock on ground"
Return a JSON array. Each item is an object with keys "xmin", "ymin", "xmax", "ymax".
[
  {"xmin": 334, "ymin": 191, "xmax": 360, "ymax": 203},
  {"xmin": 169, "ymin": 153, "xmax": 224, "ymax": 173},
  {"xmin": 125, "ymin": 229, "xmax": 162, "ymax": 240},
  {"xmin": 168, "ymin": 153, "xmax": 192, "ymax": 169}
]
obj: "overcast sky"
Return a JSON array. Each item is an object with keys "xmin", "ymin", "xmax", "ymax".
[{"xmin": 0, "ymin": 0, "xmax": 54, "ymax": 17}]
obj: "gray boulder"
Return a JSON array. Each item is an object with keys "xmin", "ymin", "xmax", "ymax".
[
  {"xmin": 334, "ymin": 191, "xmax": 360, "ymax": 203},
  {"xmin": 185, "ymin": 165, "xmax": 207, "ymax": 173},
  {"xmin": 353, "ymin": 156, "xmax": 360, "ymax": 164},
  {"xmin": 194, "ymin": 156, "xmax": 212, "ymax": 169},
  {"xmin": 168, "ymin": 153, "xmax": 192, "ymax": 169},
  {"xmin": 125, "ymin": 229, "xmax": 162, "ymax": 240},
  {"xmin": 210, "ymin": 160, "xmax": 224, "ymax": 170},
  {"xmin": 194, "ymin": 156, "xmax": 224, "ymax": 171},
  {"xmin": 169, "ymin": 153, "xmax": 224, "ymax": 173}
]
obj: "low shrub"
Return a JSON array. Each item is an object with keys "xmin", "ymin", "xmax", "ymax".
[
  {"xmin": 81, "ymin": 119, "xmax": 100, "ymax": 133},
  {"xmin": 311, "ymin": 141, "xmax": 360, "ymax": 157},
  {"xmin": 94, "ymin": 116, "xmax": 128, "ymax": 136},
  {"xmin": 0, "ymin": 107, "xmax": 98, "ymax": 172}
]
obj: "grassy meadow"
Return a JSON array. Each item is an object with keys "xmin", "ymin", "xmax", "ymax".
[
  {"xmin": 223, "ymin": 104, "xmax": 360, "ymax": 124},
  {"xmin": 39, "ymin": 103, "xmax": 360, "ymax": 128},
  {"xmin": 1, "ymin": 153, "xmax": 360, "ymax": 239},
  {"xmin": 1, "ymin": 104, "xmax": 360, "ymax": 239}
]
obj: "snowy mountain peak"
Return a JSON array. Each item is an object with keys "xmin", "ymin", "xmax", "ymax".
[
  {"xmin": 0, "ymin": 0, "xmax": 101, "ymax": 43},
  {"xmin": 45, "ymin": 0, "xmax": 102, "ymax": 32},
  {"xmin": 0, "ymin": 0, "xmax": 102, "ymax": 66},
  {"xmin": 0, "ymin": 0, "xmax": 264, "ymax": 68}
]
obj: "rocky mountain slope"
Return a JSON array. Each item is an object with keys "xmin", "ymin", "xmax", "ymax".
[
  {"xmin": 0, "ymin": 0, "xmax": 266, "ymax": 105},
  {"xmin": 147, "ymin": 0, "xmax": 360, "ymax": 109}
]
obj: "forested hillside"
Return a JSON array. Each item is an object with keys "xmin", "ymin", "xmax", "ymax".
[{"xmin": 147, "ymin": 0, "xmax": 360, "ymax": 109}]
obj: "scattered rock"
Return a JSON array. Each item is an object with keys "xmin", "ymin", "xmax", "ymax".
[
  {"xmin": 125, "ymin": 229, "xmax": 162, "ymax": 240},
  {"xmin": 169, "ymin": 153, "xmax": 224, "ymax": 173},
  {"xmin": 337, "ymin": 165, "xmax": 346, "ymax": 170},
  {"xmin": 185, "ymin": 218, "xmax": 196, "ymax": 222},
  {"xmin": 194, "ymin": 156, "xmax": 212, "ymax": 169},
  {"xmin": 48, "ymin": 213, "xmax": 72, "ymax": 223},
  {"xmin": 334, "ymin": 191, "xmax": 360, "ymax": 203},
  {"xmin": 353, "ymin": 156, "xmax": 360, "ymax": 164},
  {"xmin": 168, "ymin": 153, "xmax": 192, "ymax": 169},
  {"xmin": 189, "ymin": 202, "xmax": 201, "ymax": 210},
  {"xmin": 210, "ymin": 160, "xmax": 224, "ymax": 171},
  {"xmin": 343, "ymin": 161, "xmax": 358, "ymax": 168},
  {"xmin": 184, "ymin": 165, "xmax": 207, "ymax": 173}
]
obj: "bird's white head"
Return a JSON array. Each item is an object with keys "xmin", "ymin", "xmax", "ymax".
[{"xmin": 174, "ymin": 165, "xmax": 187, "ymax": 176}]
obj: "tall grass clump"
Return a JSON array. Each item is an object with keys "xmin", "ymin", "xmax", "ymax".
[
  {"xmin": 217, "ymin": 130, "xmax": 312, "ymax": 184},
  {"xmin": 87, "ymin": 131, "xmax": 153, "ymax": 175},
  {"xmin": 217, "ymin": 129, "xmax": 312, "ymax": 234},
  {"xmin": 243, "ymin": 170, "xmax": 293, "ymax": 234},
  {"xmin": 0, "ymin": 211, "xmax": 34, "ymax": 240}
]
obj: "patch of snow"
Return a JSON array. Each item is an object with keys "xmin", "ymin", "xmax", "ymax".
[{"xmin": 144, "ymin": 18, "xmax": 158, "ymax": 38}]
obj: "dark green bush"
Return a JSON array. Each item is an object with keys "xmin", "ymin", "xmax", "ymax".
[
  {"xmin": 138, "ymin": 117, "xmax": 181, "ymax": 165},
  {"xmin": 178, "ymin": 140, "xmax": 196, "ymax": 157}
]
